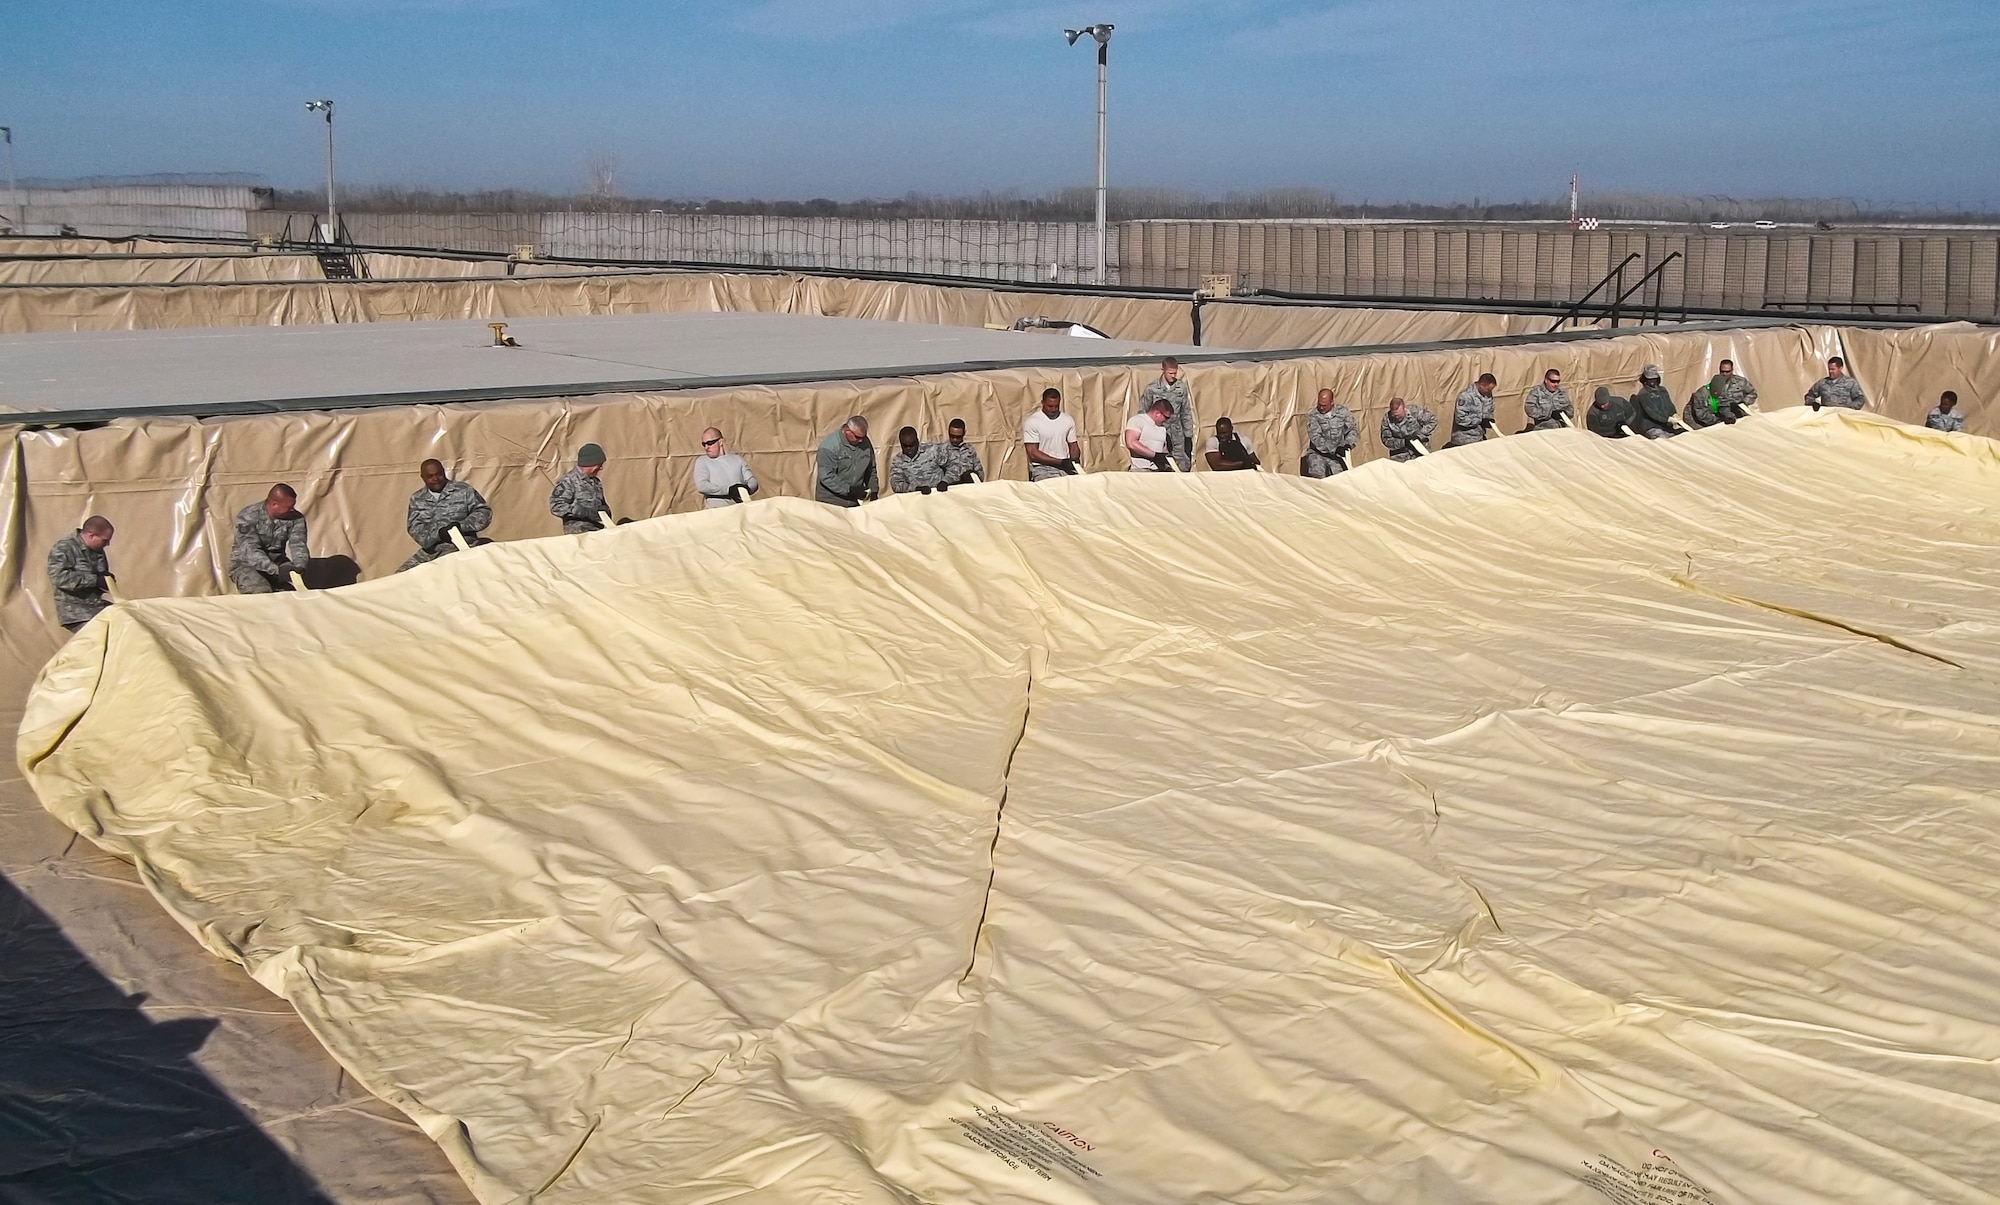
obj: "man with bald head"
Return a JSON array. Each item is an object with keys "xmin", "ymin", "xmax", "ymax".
[
  {"xmin": 694, "ymin": 426, "xmax": 760, "ymax": 508},
  {"xmin": 1302, "ymin": 388, "xmax": 1359, "ymax": 477},
  {"xmin": 230, "ymin": 484, "xmax": 310, "ymax": 593},
  {"xmin": 399, "ymin": 459, "xmax": 493, "ymax": 572},
  {"xmin": 48, "ymin": 516, "xmax": 115, "ymax": 632}
]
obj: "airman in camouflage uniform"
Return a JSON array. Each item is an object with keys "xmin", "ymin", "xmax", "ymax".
[
  {"xmin": 1926, "ymin": 392, "xmax": 1965, "ymax": 433},
  {"xmin": 48, "ymin": 516, "xmax": 114, "ymax": 632},
  {"xmin": 230, "ymin": 484, "xmax": 310, "ymax": 593},
  {"xmin": 1380, "ymin": 397, "xmax": 1437, "ymax": 462},
  {"xmin": 1805, "ymin": 356, "xmax": 1867, "ymax": 410},
  {"xmin": 1302, "ymin": 389, "xmax": 1359, "ymax": 477},
  {"xmin": 549, "ymin": 443, "xmax": 609, "ymax": 535},
  {"xmin": 1445, "ymin": 374, "xmax": 1498, "ymax": 447},
  {"xmin": 399, "ymin": 459, "xmax": 493, "ymax": 572},
  {"xmin": 1139, "ymin": 358, "xmax": 1195, "ymax": 472},
  {"xmin": 935, "ymin": 419, "xmax": 983, "ymax": 487},
  {"xmin": 1522, "ymin": 369, "xmax": 1574, "ymax": 432},
  {"xmin": 889, "ymin": 427, "xmax": 945, "ymax": 495},
  {"xmin": 1685, "ymin": 359, "xmax": 1757, "ymax": 427}
]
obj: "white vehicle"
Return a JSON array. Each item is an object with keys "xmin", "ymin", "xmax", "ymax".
[{"xmin": 1753, "ymin": 219, "xmax": 1778, "ymax": 229}]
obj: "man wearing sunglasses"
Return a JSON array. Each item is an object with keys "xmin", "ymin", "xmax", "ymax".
[
  {"xmin": 694, "ymin": 427, "xmax": 760, "ymax": 508},
  {"xmin": 1522, "ymin": 368, "xmax": 1575, "ymax": 432}
]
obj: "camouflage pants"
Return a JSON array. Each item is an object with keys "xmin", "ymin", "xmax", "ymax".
[
  {"xmin": 230, "ymin": 564, "xmax": 296, "ymax": 594},
  {"xmin": 1300, "ymin": 450, "xmax": 1347, "ymax": 478}
]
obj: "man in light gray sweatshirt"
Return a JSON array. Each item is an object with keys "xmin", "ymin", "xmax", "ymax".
[{"xmin": 693, "ymin": 427, "xmax": 760, "ymax": 508}]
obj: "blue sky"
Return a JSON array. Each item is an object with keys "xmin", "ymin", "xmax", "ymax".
[{"xmin": 5, "ymin": 1, "xmax": 1995, "ymax": 206}]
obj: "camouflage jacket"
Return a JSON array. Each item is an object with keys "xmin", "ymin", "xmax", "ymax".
[
  {"xmin": 889, "ymin": 444, "xmax": 945, "ymax": 495},
  {"xmin": 229, "ymin": 502, "xmax": 309, "ymax": 578},
  {"xmin": 1710, "ymin": 373, "xmax": 1757, "ymax": 409},
  {"xmin": 1926, "ymin": 407, "xmax": 1965, "ymax": 433},
  {"xmin": 1805, "ymin": 375, "xmax": 1867, "ymax": 410},
  {"xmin": 1306, "ymin": 404, "xmax": 1359, "ymax": 455},
  {"xmin": 1523, "ymin": 384, "xmax": 1574, "ymax": 430},
  {"xmin": 47, "ymin": 532, "xmax": 111, "ymax": 627},
  {"xmin": 935, "ymin": 440, "xmax": 983, "ymax": 485},
  {"xmin": 548, "ymin": 467, "xmax": 608, "ymax": 535},
  {"xmin": 1380, "ymin": 405, "xmax": 1438, "ymax": 459},
  {"xmin": 1451, "ymin": 384, "xmax": 1496, "ymax": 432},
  {"xmin": 407, "ymin": 480, "xmax": 493, "ymax": 552}
]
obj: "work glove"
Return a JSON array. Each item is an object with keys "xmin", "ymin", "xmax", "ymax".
[
  {"xmin": 936, "ymin": 482, "xmax": 949, "ymax": 493},
  {"xmin": 1063, "ymin": 458, "xmax": 1079, "ymax": 474},
  {"xmin": 730, "ymin": 484, "xmax": 749, "ymax": 503},
  {"xmin": 1152, "ymin": 453, "xmax": 1171, "ymax": 470}
]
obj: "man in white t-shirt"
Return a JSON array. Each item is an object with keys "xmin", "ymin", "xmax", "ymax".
[
  {"xmin": 1124, "ymin": 398, "xmax": 1174, "ymax": 471},
  {"xmin": 1202, "ymin": 417, "xmax": 1260, "ymax": 471},
  {"xmin": 1021, "ymin": 387, "xmax": 1082, "ymax": 481}
]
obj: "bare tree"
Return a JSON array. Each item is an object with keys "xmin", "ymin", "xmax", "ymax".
[{"xmin": 582, "ymin": 152, "xmax": 619, "ymax": 211}]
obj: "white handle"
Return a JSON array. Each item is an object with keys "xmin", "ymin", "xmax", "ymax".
[
  {"xmin": 1407, "ymin": 440, "xmax": 1429, "ymax": 457},
  {"xmin": 449, "ymin": 528, "xmax": 473, "ymax": 552},
  {"xmin": 289, "ymin": 571, "xmax": 309, "ymax": 592},
  {"xmin": 598, "ymin": 510, "xmax": 614, "ymax": 529}
]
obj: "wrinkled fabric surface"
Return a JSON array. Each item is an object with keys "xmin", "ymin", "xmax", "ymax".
[{"xmin": 19, "ymin": 410, "xmax": 2000, "ymax": 1204}]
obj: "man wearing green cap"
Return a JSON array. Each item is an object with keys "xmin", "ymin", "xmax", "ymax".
[{"xmin": 549, "ymin": 443, "xmax": 610, "ymax": 535}]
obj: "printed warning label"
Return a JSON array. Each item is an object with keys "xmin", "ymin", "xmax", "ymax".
[
  {"xmin": 950, "ymin": 1106, "xmax": 1103, "ymax": 1184},
  {"xmin": 1578, "ymin": 1154, "xmax": 1716, "ymax": 1204}
]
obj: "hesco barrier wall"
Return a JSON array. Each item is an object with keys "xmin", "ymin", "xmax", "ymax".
[
  {"xmin": 19, "ymin": 209, "xmax": 2000, "ymax": 317},
  {"xmin": 0, "ymin": 252, "xmax": 633, "ymax": 286},
  {"xmin": 1121, "ymin": 220, "xmax": 2000, "ymax": 318},
  {"xmin": 4, "ymin": 185, "xmax": 263, "ymax": 240},
  {"xmin": 250, "ymin": 211, "xmax": 1116, "ymax": 284},
  {"xmin": 7, "ymin": 319, "xmax": 1998, "ymax": 678}
]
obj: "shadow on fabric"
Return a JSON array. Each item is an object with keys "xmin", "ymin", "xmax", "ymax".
[
  {"xmin": 0, "ymin": 873, "xmax": 335, "ymax": 1205},
  {"xmin": 301, "ymin": 556, "xmax": 362, "ymax": 590}
]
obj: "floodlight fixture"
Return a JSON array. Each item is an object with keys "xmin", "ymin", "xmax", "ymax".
[{"xmin": 1064, "ymin": 24, "xmax": 1114, "ymax": 284}]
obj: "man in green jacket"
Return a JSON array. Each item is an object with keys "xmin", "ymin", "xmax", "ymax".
[{"xmin": 816, "ymin": 416, "xmax": 879, "ymax": 507}]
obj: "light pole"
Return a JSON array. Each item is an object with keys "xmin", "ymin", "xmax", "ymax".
[
  {"xmin": 1064, "ymin": 23, "xmax": 1113, "ymax": 285},
  {"xmin": 0, "ymin": 127, "xmax": 16, "ymax": 232},
  {"xmin": 305, "ymin": 99, "xmax": 336, "ymax": 242}
]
